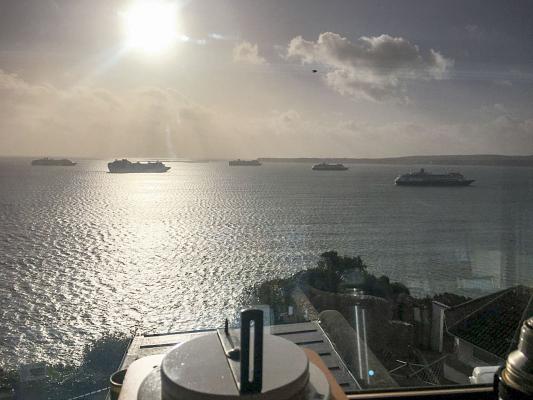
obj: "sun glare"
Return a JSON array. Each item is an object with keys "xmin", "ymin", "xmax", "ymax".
[{"xmin": 121, "ymin": 1, "xmax": 178, "ymax": 54}]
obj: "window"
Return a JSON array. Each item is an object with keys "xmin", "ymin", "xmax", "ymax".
[{"xmin": 0, "ymin": 1, "xmax": 531, "ymax": 398}]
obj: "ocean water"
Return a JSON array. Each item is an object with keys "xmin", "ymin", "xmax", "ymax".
[{"xmin": 1, "ymin": 158, "xmax": 532, "ymax": 368}]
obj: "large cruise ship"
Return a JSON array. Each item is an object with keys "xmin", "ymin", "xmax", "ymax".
[
  {"xmin": 228, "ymin": 159, "xmax": 262, "ymax": 166},
  {"xmin": 312, "ymin": 162, "xmax": 348, "ymax": 171},
  {"xmin": 395, "ymin": 168, "xmax": 474, "ymax": 186},
  {"xmin": 108, "ymin": 159, "xmax": 170, "ymax": 173},
  {"xmin": 31, "ymin": 157, "xmax": 76, "ymax": 166}
]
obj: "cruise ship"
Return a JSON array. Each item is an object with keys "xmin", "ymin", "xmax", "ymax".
[
  {"xmin": 312, "ymin": 162, "xmax": 348, "ymax": 171},
  {"xmin": 228, "ymin": 159, "xmax": 262, "ymax": 166},
  {"xmin": 107, "ymin": 159, "xmax": 170, "ymax": 173},
  {"xmin": 395, "ymin": 168, "xmax": 474, "ymax": 186},
  {"xmin": 31, "ymin": 157, "xmax": 76, "ymax": 166}
]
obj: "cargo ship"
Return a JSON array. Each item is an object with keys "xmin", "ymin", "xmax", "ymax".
[
  {"xmin": 312, "ymin": 162, "xmax": 348, "ymax": 171},
  {"xmin": 228, "ymin": 159, "xmax": 262, "ymax": 166},
  {"xmin": 108, "ymin": 159, "xmax": 170, "ymax": 173},
  {"xmin": 31, "ymin": 157, "xmax": 76, "ymax": 166},
  {"xmin": 395, "ymin": 168, "xmax": 474, "ymax": 186}
]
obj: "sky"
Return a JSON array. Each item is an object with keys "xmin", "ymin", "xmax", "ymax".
[{"xmin": 0, "ymin": 0, "xmax": 532, "ymax": 159}]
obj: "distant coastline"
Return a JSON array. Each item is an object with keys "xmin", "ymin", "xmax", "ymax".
[
  {"xmin": 2, "ymin": 154, "xmax": 533, "ymax": 167},
  {"xmin": 258, "ymin": 154, "xmax": 533, "ymax": 167}
]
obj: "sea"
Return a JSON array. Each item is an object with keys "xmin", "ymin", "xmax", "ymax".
[{"xmin": 1, "ymin": 158, "xmax": 532, "ymax": 368}]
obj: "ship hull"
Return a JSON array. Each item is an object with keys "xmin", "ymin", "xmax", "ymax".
[
  {"xmin": 312, "ymin": 163, "xmax": 348, "ymax": 171},
  {"xmin": 31, "ymin": 160, "xmax": 76, "ymax": 166},
  {"xmin": 395, "ymin": 179, "xmax": 474, "ymax": 186},
  {"xmin": 312, "ymin": 167, "xmax": 348, "ymax": 171},
  {"xmin": 228, "ymin": 161, "xmax": 261, "ymax": 166},
  {"xmin": 108, "ymin": 166, "xmax": 170, "ymax": 173}
]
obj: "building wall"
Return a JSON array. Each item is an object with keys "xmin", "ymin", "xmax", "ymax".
[
  {"xmin": 431, "ymin": 302, "xmax": 447, "ymax": 352},
  {"xmin": 455, "ymin": 338, "xmax": 500, "ymax": 367}
]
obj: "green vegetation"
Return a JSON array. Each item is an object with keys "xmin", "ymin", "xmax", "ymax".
[
  {"xmin": 252, "ymin": 277, "xmax": 295, "ymax": 311},
  {"xmin": 250, "ymin": 251, "xmax": 411, "ymax": 321},
  {"xmin": 300, "ymin": 250, "xmax": 410, "ymax": 301},
  {"xmin": 302, "ymin": 250, "xmax": 368, "ymax": 292}
]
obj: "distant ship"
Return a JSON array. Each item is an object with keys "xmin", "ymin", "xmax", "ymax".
[
  {"xmin": 228, "ymin": 159, "xmax": 262, "ymax": 166},
  {"xmin": 31, "ymin": 157, "xmax": 76, "ymax": 166},
  {"xmin": 108, "ymin": 159, "xmax": 170, "ymax": 173},
  {"xmin": 395, "ymin": 168, "xmax": 474, "ymax": 186},
  {"xmin": 312, "ymin": 162, "xmax": 348, "ymax": 171}
]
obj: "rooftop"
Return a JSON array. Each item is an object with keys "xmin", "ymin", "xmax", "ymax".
[
  {"xmin": 446, "ymin": 285, "xmax": 533, "ymax": 359},
  {"xmin": 119, "ymin": 321, "xmax": 361, "ymax": 393}
]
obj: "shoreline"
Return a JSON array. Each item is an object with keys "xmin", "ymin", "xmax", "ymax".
[{"xmin": 259, "ymin": 154, "xmax": 533, "ymax": 167}]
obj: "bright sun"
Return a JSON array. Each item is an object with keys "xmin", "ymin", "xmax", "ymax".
[{"xmin": 121, "ymin": 1, "xmax": 178, "ymax": 54}]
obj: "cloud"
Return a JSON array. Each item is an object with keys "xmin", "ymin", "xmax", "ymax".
[
  {"xmin": 493, "ymin": 103, "xmax": 507, "ymax": 114},
  {"xmin": 465, "ymin": 24, "xmax": 484, "ymax": 40},
  {"xmin": 265, "ymin": 108, "xmax": 533, "ymax": 157},
  {"xmin": 1, "ymin": 68, "xmax": 531, "ymax": 159},
  {"xmin": 232, "ymin": 41, "xmax": 266, "ymax": 65},
  {"xmin": 493, "ymin": 79, "xmax": 512, "ymax": 87},
  {"xmin": 0, "ymin": 69, "xmax": 252, "ymax": 159},
  {"xmin": 0, "ymin": 69, "xmax": 56, "ymax": 103},
  {"xmin": 286, "ymin": 32, "xmax": 452, "ymax": 101},
  {"xmin": 348, "ymin": 116, "xmax": 533, "ymax": 156},
  {"xmin": 270, "ymin": 110, "xmax": 301, "ymax": 134}
]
